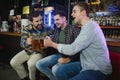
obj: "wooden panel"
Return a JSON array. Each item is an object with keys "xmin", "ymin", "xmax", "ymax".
[
  {"xmin": 0, "ymin": 32, "xmax": 21, "ymax": 36},
  {"xmin": 0, "ymin": 32, "xmax": 120, "ymax": 47},
  {"xmin": 107, "ymin": 41, "xmax": 120, "ymax": 47},
  {"xmin": 101, "ymin": 26, "xmax": 120, "ymax": 29}
]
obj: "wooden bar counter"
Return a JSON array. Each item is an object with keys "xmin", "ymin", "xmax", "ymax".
[
  {"xmin": 0, "ymin": 32, "xmax": 119, "ymax": 56},
  {"xmin": 0, "ymin": 32, "xmax": 21, "ymax": 36},
  {"xmin": 0, "ymin": 32, "xmax": 23, "ymax": 60},
  {"xmin": 106, "ymin": 38, "xmax": 120, "ymax": 47},
  {"xmin": 0, "ymin": 32, "xmax": 120, "ymax": 47}
]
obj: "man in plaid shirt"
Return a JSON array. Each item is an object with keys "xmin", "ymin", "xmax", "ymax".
[
  {"xmin": 36, "ymin": 11, "xmax": 81, "ymax": 80},
  {"xmin": 10, "ymin": 11, "xmax": 52, "ymax": 80}
]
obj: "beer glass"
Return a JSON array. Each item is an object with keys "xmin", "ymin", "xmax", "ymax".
[{"xmin": 32, "ymin": 36, "xmax": 44, "ymax": 51}]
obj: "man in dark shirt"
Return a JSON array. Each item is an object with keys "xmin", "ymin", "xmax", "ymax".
[{"xmin": 36, "ymin": 11, "xmax": 81, "ymax": 80}]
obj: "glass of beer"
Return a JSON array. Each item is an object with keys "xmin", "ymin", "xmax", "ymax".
[
  {"xmin": 32, "ymin": 36, "xmax": 44, "ymax": 51},
  {"xmin": 39, "ymin": 36, "xmax": 44, "ymax": 50}
]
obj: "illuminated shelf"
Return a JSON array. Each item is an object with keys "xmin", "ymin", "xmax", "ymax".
[{"xmin": 88, "ymin": 0, "xmax": 100, "ymax": 5}]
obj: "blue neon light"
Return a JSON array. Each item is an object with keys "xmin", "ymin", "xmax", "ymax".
[{"xmin": 48, "ymin": 12, "xmax": 51, "ymax": 26}]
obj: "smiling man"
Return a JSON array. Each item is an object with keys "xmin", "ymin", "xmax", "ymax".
[
  {"xmin": 44, "ymin": 2, "xmax": 112, "ymax": 80},
  {"xmin": 10, "ymin": 11, "xmax": 51, "ymax": 80},
  {"xmin": 36, "ymin": 11, "xmax": 81, "ymax": 80}
]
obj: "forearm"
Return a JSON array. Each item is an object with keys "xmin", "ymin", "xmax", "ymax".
[{"xmin": 51, "ymin": 41, "xmax": 58, "ymax": 50}]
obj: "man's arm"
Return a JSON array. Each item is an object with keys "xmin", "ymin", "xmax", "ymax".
[{"xmin": 20, "ymin": 27, "xmax": 32, "ymax": 48}]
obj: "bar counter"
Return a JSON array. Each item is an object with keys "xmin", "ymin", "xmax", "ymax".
[
  {"xmin": 0, "ymin": 32, "xmax": 120, "ymax": 58},
  {"xmin": 0, "ymin": 32, "xmax": 21, "ymax": 36},
  {"xmin": 0, "ymin": 32, "xmax": 23, "ymax": 59},
  {"xmin": 0, "ymin": 32, "xmax": 120, "ymax": 47},
  {"xmin": 106, "ymin": 38, "xmax": 120, "ymax": 47}
]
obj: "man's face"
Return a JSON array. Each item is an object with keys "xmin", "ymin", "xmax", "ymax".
[
  {"xmin": 54, "ymin": 14, "xmax": 65, "ymax": 28},
  {"xmin": 71, "ymin": 5, "xmax": 83, "ymax": 25},
  {"xmin": 32, "ymin": 15, "xmax": 43, "ymax": 29}
]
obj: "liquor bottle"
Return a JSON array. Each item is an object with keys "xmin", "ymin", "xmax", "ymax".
[
  {"xmin": 115, "ymin": 30, "xmax": 119, "ymax": 39},
  {"xmin": 117, "ymin": 30, "xmax": 120, "ymax": 39},
  {"xmin": 118, "ymin": 18, "xmax": 120, "ymax": 27},
  {"xmin": 109, "ymin": 29, "xmax": 112, "ymax": 38}
]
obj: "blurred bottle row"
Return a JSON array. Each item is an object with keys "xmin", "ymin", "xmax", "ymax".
[
  {"xmin": 91, "ymin": 16, "xmax": 120, "ymax": 27},
  {"xmin": 103, "ymin": 29, "xmax": 120, "ymax": 39}
]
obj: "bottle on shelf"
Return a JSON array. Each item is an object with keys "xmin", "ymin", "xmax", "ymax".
[
  {"xmin": 118, "ymin": 18, "xmax": 120, "ymax": 27},
  {"xmin": 21, "ymin": 0, "xmax": 31, "ymax": 31}
]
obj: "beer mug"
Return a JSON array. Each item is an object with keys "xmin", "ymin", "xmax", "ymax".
[{"xmin": 32, "ymin": 36, "xmax": 44, "ymax": 51}]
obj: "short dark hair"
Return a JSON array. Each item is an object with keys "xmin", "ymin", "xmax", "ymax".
[
  {"xmin": 54, "ymin": 10, "xmax": 66, "ymax": 17},
  {"xmin": 74, "ymin": 2, "xmax": 89, "ymax": 17},
  {"xmin": 28, "ymin": 11, "xmax": 41, "ymax": 21}
]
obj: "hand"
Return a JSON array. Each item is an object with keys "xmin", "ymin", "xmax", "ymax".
[
  {"xmin": 44, "ymin": 36, "xmax": 58, "ymax": 49},
  {"xmin": 27, "ymin": 36, "xmax": 32, "ymax": 45},
  {"xmin": 44, "ymin": 36, "xmax": 52, "ymax": 47},
  {"xmin": 58, "ymin": 57, "xmax": 71, "ymax": 64}
]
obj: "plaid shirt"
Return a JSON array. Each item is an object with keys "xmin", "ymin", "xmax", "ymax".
[
  {"xmin": 20, "ymin": 24, "xmax": 52, "ymax": 55},
  {"xmin": 51, "ymin": 24, "xmax": 81, "ymax": 61}
]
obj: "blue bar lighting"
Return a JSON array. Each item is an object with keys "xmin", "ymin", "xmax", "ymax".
[{"xmin": 48, "ymin": 12, "xmax": 52, "ymax": 26}]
